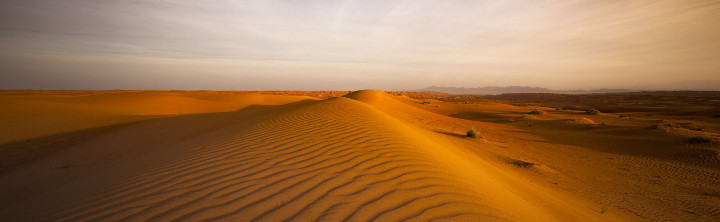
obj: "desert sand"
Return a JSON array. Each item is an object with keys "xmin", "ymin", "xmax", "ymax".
[{"xmin": 0, "ymin": 90, "xmax": 718, "ymax": 221}]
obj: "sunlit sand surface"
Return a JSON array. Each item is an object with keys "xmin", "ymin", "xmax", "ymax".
[{"xmin": 1, "ymin": 90, "xmax": 718, "ymax": 221}]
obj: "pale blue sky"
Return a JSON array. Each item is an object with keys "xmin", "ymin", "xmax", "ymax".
[{"xmin": 1, "ymin": 0, "xmax": 719, "ymax": 90}]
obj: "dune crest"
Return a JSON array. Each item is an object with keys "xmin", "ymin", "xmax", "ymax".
[
  {"xmin": 0, "ymin": 91, "xmax": 616, "ymax": 221},
  {"xmin": 343, "ymin": 89, "xmax": 390, "ymax": 105}
]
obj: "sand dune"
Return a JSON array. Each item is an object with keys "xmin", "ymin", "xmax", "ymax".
[
  {"xmin": 0, "ymin": 90, "xmax": 621, "ymax": 221},
  {"xmin": 406, "ymin": 92, "xmax": 720, "ymax": 220},
  {"xmin": 3, "ymin": 90, "xmax": 718, "ymax": 220},
  {"xmin": 0, "ymin": 90, "xmax": 315, "ymax": 172},
  {"xmin": 0, "ymin": 90, "xmax": 314, "ymax": 144}
]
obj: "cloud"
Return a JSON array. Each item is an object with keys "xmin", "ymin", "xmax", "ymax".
[{"xmin": 1, "ymin": 0, "xmax": 719, "ymax": 90}]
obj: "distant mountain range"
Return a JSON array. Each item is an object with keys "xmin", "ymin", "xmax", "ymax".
[{"xmin": 415, "ymin": 86, "xmax": 636, "ymax": 95}]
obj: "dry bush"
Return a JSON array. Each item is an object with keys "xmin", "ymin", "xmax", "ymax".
[
  {"xmin": 586, "ymin": 109, "xmax": 601, "ymax": 115},
  {"xmin": 466, "ymin": 128, "xmax": 480, "ymax": 138},
  {"xmin": 528, "ymin": 109, "xmax": 545, "ymax": 115},
  {"xmin": 510, "ymin": 159, "xmax": 534, "ymax": 168}
]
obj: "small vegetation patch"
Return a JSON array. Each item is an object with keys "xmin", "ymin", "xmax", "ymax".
[
  {"xmin": 466, "ymin": 128, "xmax": 480, "ymax": 138},
  {"xmin": 601, "ymin": 204, "xmax": 610, "ymax": 214},
  {"xmin": 420, "ymin": 101, "xmax": 431, "ymax": 104},
  {"xmin": 509, "ymin": 159, "xmax": 535, "ymax": 168},
  {"xmin": 586, "ymin": 109, "xmax": 601, "ymax": 115},
  {"xmin": 528, "ymin": 109, "xmax": 546, "ymax": 115}
]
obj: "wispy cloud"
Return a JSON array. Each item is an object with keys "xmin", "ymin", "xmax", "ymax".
[{"xmin": 1, "ymin": 0, "xmax": 719, "ymax": 90}]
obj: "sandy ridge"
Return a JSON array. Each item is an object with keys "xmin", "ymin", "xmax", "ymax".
[{"xmin": 1, "ymin": 90, "xmax": 620, "ymax": 221}]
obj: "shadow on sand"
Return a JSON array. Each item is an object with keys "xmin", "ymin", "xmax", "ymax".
[{"xmin": 0, "ymin": 99, "xmax": 320, "ymax": 173}]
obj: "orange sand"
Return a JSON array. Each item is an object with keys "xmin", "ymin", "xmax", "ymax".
[{"xmin": 1, "ymin": 90, "xmax": 718, "ymax": 221}]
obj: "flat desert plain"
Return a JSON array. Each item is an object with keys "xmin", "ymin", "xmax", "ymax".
[{"xmin": 1, "ymin": 90, "xmax": 719, "ymax": 221}]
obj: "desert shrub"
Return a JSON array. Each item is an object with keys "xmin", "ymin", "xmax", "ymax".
[
  {"xmin": 466, "ymin": 128, "xmax": 480, "ymax": 138},
  {"xmin": 687, "ymin": 134, "xmax": 716, "ymax": 144},
  {"xmin": 586, "ymin": 109, "xmax": 600, "ymax": 115},
  {"xmin": 420, "ymin": 101, "xmax": 431, "ymax": 104},
  {"xmin": 510, "ymin": 159, "xmax": 534, "ymax": 168},
  {"xmin": 528, "ymin": 109, "xmax": 545, "ymax": 115},
  {"xmin": 601, "ymin": 204, "xmax": 610, "ymax": 214}
]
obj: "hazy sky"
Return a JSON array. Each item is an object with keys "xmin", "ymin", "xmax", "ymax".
[{"xmin": 1, "ymin": 0, "xmax": 719, "ymax": 90}]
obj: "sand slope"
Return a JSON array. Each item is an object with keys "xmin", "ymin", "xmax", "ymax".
[
  {"xmin": 0, "ymin": 90, "xmax": 617, "ymax": 221},
  {"xmin": 404, "ymin": 92, "xmax": 720, "ymax": 220},
  {"xmin": 0, "ymin": 90, "xmax": 314, "ymax": 144},
  {"xmin": 0, "ymin": 90, "xmax": 315, "ymax": 173}
]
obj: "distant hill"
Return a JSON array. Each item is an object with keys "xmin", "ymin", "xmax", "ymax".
[
  {"xmin": 613, "ymin": 91, "xmax": 720, "ymax": 97},
  {"xmin": 415, "ymin": 86, "xmax": 635, "ymax": 95}
]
